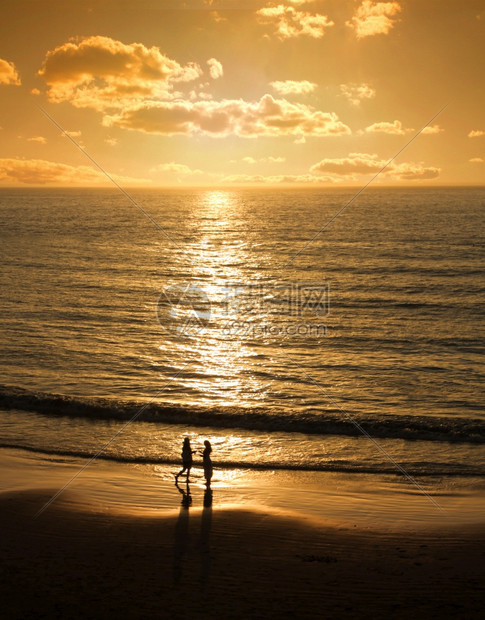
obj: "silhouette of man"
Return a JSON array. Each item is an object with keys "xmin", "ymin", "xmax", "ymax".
[{"xmin": 175, "ymin": 437, "xmax": 196, "ymax": 482}]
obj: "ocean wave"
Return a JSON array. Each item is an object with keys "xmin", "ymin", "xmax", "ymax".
[
  {"xmin": 1, "ymin": 385, "xmax": 484, "ymax": 444},
  {"xmin": 1, "ymin": 443, "xmax": 483, "ymax": 477}
]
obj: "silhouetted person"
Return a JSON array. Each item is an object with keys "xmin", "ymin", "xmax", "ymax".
[
  {"xmin": 175, "ymin": 437, "xmax": 196, "ymax": 482},
  {"xmin": 201, "ymin": 440, "xmax": 213, "ymax": 488}
]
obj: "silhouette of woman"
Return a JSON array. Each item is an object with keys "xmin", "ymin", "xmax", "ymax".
[
  {"xmin": 201, "ymin": 440, "xmax": 213, "ymax": 488},
  {"xmin": 175, "ymin": 437, "xmax": 196, "ymax": 482}
]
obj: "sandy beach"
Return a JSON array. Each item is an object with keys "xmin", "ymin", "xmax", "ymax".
[
  {"xmin": 2, "ymin": 489, "xmax": 485, "ymax": 619},
  {"xmin": 1, "ymin": 449, "xmax": 485, "ymax": 619}
]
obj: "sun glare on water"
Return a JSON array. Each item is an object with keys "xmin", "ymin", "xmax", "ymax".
[{"xmin": 161, "ymin": 190, "xmax": 266, "ymax": 408}]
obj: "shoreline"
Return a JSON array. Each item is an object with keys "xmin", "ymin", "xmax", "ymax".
[{"xmin": 2, "ymin": 446, "xmax": 485, "ymax": 530}]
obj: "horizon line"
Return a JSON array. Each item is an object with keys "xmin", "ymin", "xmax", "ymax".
[{"xmin": 1, "ymin": 183, "xmax": 485, "ymax": 190}]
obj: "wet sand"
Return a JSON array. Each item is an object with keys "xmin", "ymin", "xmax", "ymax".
[{"xmin": 1, "ymin": 488, "xmax": 484, "ymax": 619}]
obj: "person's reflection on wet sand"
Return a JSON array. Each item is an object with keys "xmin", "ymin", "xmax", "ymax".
[
  {"xmin": 173, "ymin": 479, "xmax": 191, "ymax": 585},
  {"xmin": 200, "ymin": 486, "xmax": 213, "ymax": 588}
]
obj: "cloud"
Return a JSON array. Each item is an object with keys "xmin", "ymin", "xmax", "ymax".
[
  {"xmin": 310, "ymin": 152, "xmax": 439, "ymax": 180},
  {"xmin": 207, "ymin": 58, "xmax": 223, "ymax": 80},
  {"xmin": 209, "ymin": 11, "xmax": 227, "ymax": 23},
  {"xmin": 347, "ymin": 1, "xmax": 402, "ymax": 39},
  {"xmin": 311, "ymin": 152, "xmax": 385, "ymax": 176},
  {"xmin": 59, "ymin": 129, "xmax": 84, "ymax": 147},
  {"xmin": 271, "ymin": 80, "xmax": 317, "ymax": 95},
  {"xmin": 469, "ymin": 157, "xmax": 484, "ymax": 163},
  {"xmin": 224, "ymin": 155, "xmax": 441, "ymax": 184},
  {"xmin": 391, "ymin": 162, "xmax": 440, "ymax": 180},
  {"xmin": 61, "ymin": 130, "xmax": 82, "ymax": 138},
  {"xmin": 340, "ymin": 83, "xmax": 376, "ymax": 106},
  {"xmin": 38, "ymin": 36, "xmax": 203, "ymax": 109},
  {"xmin": 365, "ymin": 120, "xmax": 411, "ymax": 135},
  {"xmin": 26, "ymin": 136, "xmax": 47, "ymax": 144},
  {"xmin": 0, "ymin": 158, "xmax": 150, "ymax": 186},
  {"xmin": 256, "ymin": 4, "xmax": 334, "ymax": 39},
  {"xmin": 468, "ymin": 130, "xmax": 485, "ymax": 138},
  {"xmin": 105, "ymin": 137, "xmax": 118, "ymax": 146},
  {"xmin": 0, "ymin": 58, "xmax": 21, "ymax": 85},
  {"xmin": 242, "ymin": 155, "xmax": 286, "ymax": 164},
  {"xmin": 150, "ymin": 162, "xmax": 203, "ymax": 175},
  {"xmin": 104, "ymin": 94, "xmax": 351, "ymax": 138},
  {"xmin": 221, "ymin": 173, "xmax": 332, "ymax": 185},
  {"xmin": 421, "ymin": 124, "xmax": 444, "ymax": 135}
]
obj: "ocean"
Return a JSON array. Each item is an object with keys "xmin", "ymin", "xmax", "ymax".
[{"xmin": 1, "ymin": 187, "xmax": 484, "ymax": 480}]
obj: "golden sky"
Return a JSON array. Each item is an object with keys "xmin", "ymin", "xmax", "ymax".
[{"xmin": 0, "ymin": 0, "xmax": 484, "ymax": 187}]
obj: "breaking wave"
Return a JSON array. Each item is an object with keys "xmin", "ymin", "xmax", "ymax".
[{"xmin": 1, "ymin": 385, "xmax": 484, "ymax": 444}]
